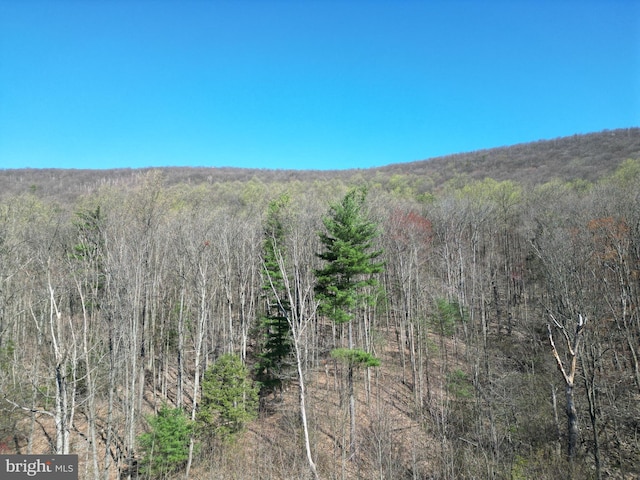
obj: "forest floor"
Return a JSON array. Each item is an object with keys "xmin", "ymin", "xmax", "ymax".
[
  {"xmin": 8, "ymin": 325, "xmax": 469, "ymax": 479},
  {"xmin": 220, "ymin": 326, "xmax": 469, "ymax": 479}
]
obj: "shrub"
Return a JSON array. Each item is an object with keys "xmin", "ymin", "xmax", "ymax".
[
  {"xmin": 198, "ymin": 354, "xmax": 259, "ymax": 441},
  {"xmin": 138, "ymin": 406, "xmax": 194, "ymax": 479}
]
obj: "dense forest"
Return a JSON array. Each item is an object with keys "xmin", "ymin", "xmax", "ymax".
[{"xmin": 0, "ymin": 129, "xmax": 639, "ymax": 479}]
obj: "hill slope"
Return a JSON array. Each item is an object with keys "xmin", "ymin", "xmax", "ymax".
[
  {"xmin": 1, "ymin": 128, "xmax": 638, "ymax": 201},
  {"xmin": 1, "ymin": 129, "xmax": 639, "ymax": 478}
]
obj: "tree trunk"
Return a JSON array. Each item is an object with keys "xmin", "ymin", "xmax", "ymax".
[
  {"xmin": 177, "ymin": 287, "xmax": 185, "ymax": 408},
  {"xmin": 347, "ymin": 321, "xmax": 357, "ymax": 460},
  {"xmin": 348, "ymin": 362, "xmax": 356, "ymax": 460},
  {"xmin": 294, "ymin": 336, "xmax": 320, "ymax": 480},
  {"xmin": 185, "ymin": 272, "xmax": 208, "ymax": 479},
  {"xmin": 565, "ymin": 382, "xmax": 578, "ymax": 461},
  {"xmin": 547, "ymin": 315, "xmax": 586, "ymax": 468},
  {"xmin": 48, "ymin": 282, "xmax": 74, "ymax": 455},
  {"xmin": 77, "ymin": 285, "xmax": 100, "ymax": 479}
]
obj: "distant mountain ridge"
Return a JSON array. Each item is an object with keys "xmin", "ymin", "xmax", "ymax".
[
  {"xmin": 379, "ymin": 127, "xmax": 640, "ymax": 186},
  {"xmin": 1, "ymin": 128, "xmax": 639, "ymax": 200}
]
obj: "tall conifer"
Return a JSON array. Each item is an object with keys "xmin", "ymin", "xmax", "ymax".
[
  {"xmin": 255, "ymin": 194, "xmax": 293, "ymax": 393},
  {"xmin": 315, "ymin": 187, "xmax": 384, "ymax": 325},
  {"xmin": 315, "ymin": 187, "xmax": 384, "ymax": 458}
]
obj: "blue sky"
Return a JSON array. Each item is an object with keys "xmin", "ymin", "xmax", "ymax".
[{"xmin": 0, "ymin": 1, "xmax": 638, "ymax": 170}]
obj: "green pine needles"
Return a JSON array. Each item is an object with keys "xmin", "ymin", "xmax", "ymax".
[
  {"xmin": 331, "ymin": 347, "xmax": 381, "ymax": 368},
  {"xmin": 255, "ymin": 194, "xmax": 294, "ymax": 392},
  {"xmin": 138, "ymin": 406, "xmax": 194, "ymax": 479},
  {"xmin": 315, "ymin": 187, "xmax": 384, "ymax": 458},
  {"xmin": 198, "ymin": 353, "xmax": 259, "ymax": 441},
  {"xmin": 432, "ymin": 297, "xmax": 467, "ymax": 336},
  {"xmin": 315, "ymin": 187, "xmax": 384, "ymax": 325}
]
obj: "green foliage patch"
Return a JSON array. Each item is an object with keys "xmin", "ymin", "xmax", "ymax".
[
  {"xmin": 446, "ymin": 368, "xmax": 473, "ymax": 400},
  {"xmin": 255, "ymin": 194, "xmax": 294, "ymax": 393},
  {"xmin": 431, "ymin": 297, "xmax": 467, "ymax": 336},
  {"xmin": 198, "ymin": 354, "xmax": 259, "ymax": 441},
  {"xmin": 138, "ymin": 406, "xmax": 194, "ymax": 479},
  {"xmin": 331, "ymin": 347, "xmax": 381, "ymax": 368},
  {"xmin": 315, "ymin": 187, "xmax": 384, "ymax": 325}
]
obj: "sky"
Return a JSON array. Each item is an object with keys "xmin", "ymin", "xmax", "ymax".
[{"xmin": 0, "ymin": 1, "xmax": 639, "ymax": 171}]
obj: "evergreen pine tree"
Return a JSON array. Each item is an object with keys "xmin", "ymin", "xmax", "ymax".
[
  {"xmin": 315, "ymin": 186, "xmax": 384, "ymax": 458},
  {"xmin": 197, "ymin": 353, "xmax": 259, "ymax": 441},
  {"xmin": 255, "ymin": 194, "xmax": 294, "ymax": 393},
  {"xmin": 315, "ymin": 187, "xmax": 384, "ymax": 325},
  {"xmin": 138, "ymin": 406, "xmax": 194, "ymax": 479}
]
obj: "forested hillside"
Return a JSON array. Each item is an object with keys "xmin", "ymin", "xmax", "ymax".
[
  {"xmin": 1, "ymin": 130, "xmax": 639, "ymax": 479},
  {"xmin": 1, "ymin": 128, "xmax": 639, "ymax": 202}
]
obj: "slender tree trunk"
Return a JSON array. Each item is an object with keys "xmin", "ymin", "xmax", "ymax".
[
  {"xmin": 185, "ymin": 270, "xmax": 208, "ymax": 479},
  {"xmin": 103, "ymin": 319, "xmax": 116, "ymax": 480},
  {"xmin": 264, "ymin": 239, "xmax": 321, "ymax": 479},
  {"xmin": 347, "ymin": 322, "xmax": 357, "ymax": 460},
  {"xmin": 177, "ymin": 287, "xmax": 185, "ymax": 408},
  {"xmin": 77, "ymin": 286, "xmax": 100, "ymax": 479},
  {"xmin": 347, "ymin": 362, "xmax": 356, "ymax": 460},
  {"xmin": 625, "ymin": 336, "xmax": 640, "ymax": 395},
  {"xmin": 565, "ymin": 382, "xmax": 578, "ymax": 461},
  {"xmin": 294, "ymin": 335, "xmax": 320, "ymax": 480},
  {"xmin": 54, "ymin": 363, "xmax": 69, "ymax": 454},
  {"xmin": 49, "ymin": 281, "xmax": 73, "ymax": 454},
  {"xmin": 547, "ymin": 315, "xmax": 586, "ymax": 469}
]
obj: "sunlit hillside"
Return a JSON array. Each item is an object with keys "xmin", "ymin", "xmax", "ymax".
[
  {"xmin": 1, "ymin": 128, "xmax": 639, "ymax": 201},
  {"xmin": 0, "ymin": 128, "xmax": 639, "ymax": 479}
]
